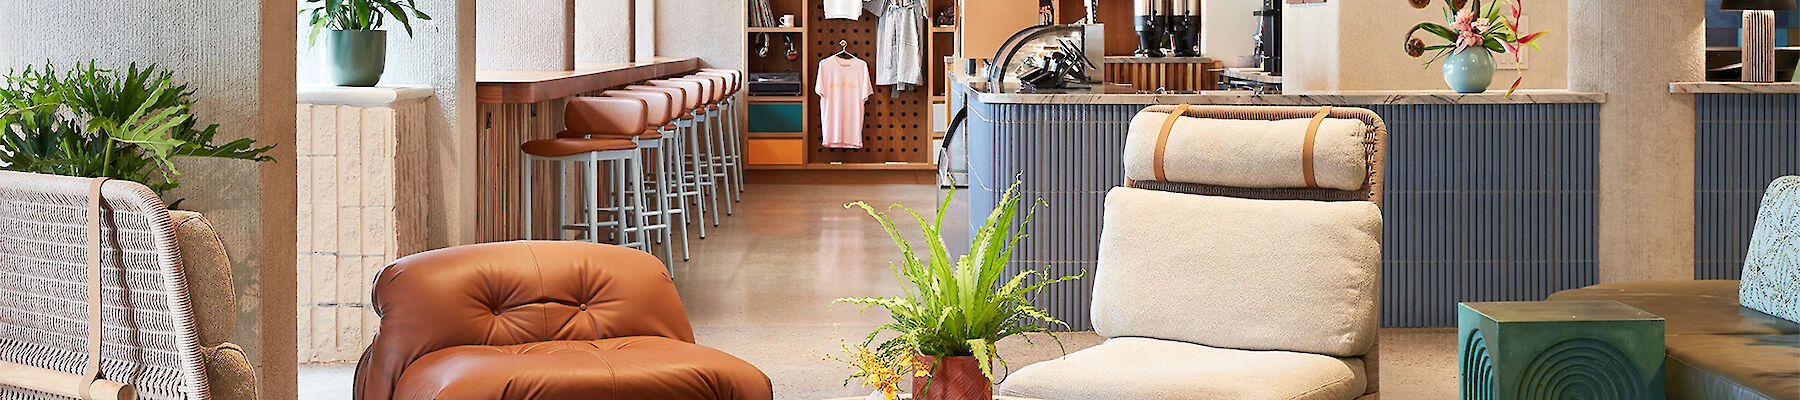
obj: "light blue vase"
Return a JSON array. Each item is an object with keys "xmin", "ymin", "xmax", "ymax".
[{"xmin": 1442, "ymin": 48, "xmax": 1496, "ymax": 94}]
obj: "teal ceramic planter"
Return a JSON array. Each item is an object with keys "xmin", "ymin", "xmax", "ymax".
[
  {"xmin": 1442, "ymin": 48, "xmax": 1496, "ymax": 94},
  {"xmin": 326, "ymin": 30, "xmax": 387, "ymax": 87}
]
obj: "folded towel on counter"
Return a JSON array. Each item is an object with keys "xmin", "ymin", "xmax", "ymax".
[{"xmin": 1124, "ymin": 108, "xmax": 1370, "ymax": 191}]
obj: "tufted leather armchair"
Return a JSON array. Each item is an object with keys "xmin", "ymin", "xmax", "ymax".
[{"xmin": 353, "ymin": 241, "xmax": 772, "ymax": 400}]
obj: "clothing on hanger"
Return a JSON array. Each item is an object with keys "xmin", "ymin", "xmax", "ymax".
[
  {"xmin": 874, "ymin": 0, "xmax": 925, "ymax": 87},
  {"xmin": 816, "ymin": 57, "xmax": 873, "ymax": 149},
  {"xmin": 825, "ymin": 0, "xmax": 862, "ymax": 20}
]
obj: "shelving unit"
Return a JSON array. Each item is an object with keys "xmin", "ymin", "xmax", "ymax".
[{"xmin": 743, "ymin": 0, "xmax": 958, "ymax": 171}]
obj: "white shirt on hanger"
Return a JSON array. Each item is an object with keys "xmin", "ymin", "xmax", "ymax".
[{"xmin": 825, "ymin": 0, "xmax": 862, "ymax": 20}]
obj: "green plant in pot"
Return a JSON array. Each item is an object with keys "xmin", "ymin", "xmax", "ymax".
[
  {"xmin": 836, "ymin": 181, "xmax": 1082, "ymax": 400},
  {"xmin": 1403, "ymin": 0, "xmax": 1550, "ymax": 95},
  {"xmin": 0, "ymin": 62, "xmax": 276, "ymax": 203},
  {"xmin": 303, "ymin": 0, "xmax": 431, "ymax": 87}
]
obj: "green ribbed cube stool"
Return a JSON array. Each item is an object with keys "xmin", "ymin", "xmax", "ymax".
[{"xmin": 1458, "ymin": 301, "xmax": 1666, "ymax": 400}]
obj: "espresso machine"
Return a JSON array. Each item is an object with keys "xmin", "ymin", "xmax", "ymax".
[
  {"xmin": 1253, "ymin": 0, "xmax": 1282, "ymax": 74},
  {"xmin": 1169, "ymin": 0, "xmax": 1201, "ymax": 57},
  {"xmin": 1133, "ymin": 0, "xmax": 1167, "ymax": 57}
]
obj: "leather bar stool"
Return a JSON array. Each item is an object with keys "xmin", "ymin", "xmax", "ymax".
[
  {"xmin": 696, "ymin": 69, "xmax": 746, "ymax": 202},
  {"xmin": 521, "ymin": 97, "xmax": 650, "ymax": 250},
  {"xmin": 670, "ymin": 74, "xmax": 735, "ymax": 217},
  {"xmin": 627, "ymin": 84, "xmax": 711, "ymax": 241},
  {"xmin": 559, "ymin": 90, "xmax": 686, "ymax": 263},
  {"xmin": 650, "ymin": 78, "xmax": 726, "ymax": 229}
]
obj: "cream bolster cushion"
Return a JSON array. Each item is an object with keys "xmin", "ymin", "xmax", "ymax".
[
  {"xmin": 997, "ymin": 337, "xmax": 1368, "ymax": 400},
  {"xmin": 1091, "ymin": 187, "xmax": 1382, "ymax": 357},
  {"xmin": 1124, "ymin": 110, "xmax": 1370, "ymax": 191}
]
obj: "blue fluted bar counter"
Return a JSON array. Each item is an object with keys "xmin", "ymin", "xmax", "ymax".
[
  {"xmin": 958, "ymin": 79, "xmax": 1607, "ymax": 328},
  {"xmin": 1674, "ymin": 82, "xmax": 1800, "ymax": 280}
]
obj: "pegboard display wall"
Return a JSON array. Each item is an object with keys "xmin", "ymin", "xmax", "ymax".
[{"xmin": 807, "ymin": 2, "xmax": 931, "ymax": 165}]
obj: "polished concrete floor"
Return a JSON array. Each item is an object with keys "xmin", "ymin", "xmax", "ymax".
[{"xmin": 299, "ymin": 174, "xmax": 1459, "ymax": 399}]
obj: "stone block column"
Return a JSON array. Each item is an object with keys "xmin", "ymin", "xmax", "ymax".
[{"xmin": 295, "ymin": 86, "xmax": 434, "ymax": 362}]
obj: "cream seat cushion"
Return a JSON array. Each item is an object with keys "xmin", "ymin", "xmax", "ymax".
[
  {"xmin": 1124, "ymin": 111, "xmax": 1370, "ymax": 190},
  {"xmin": 1093, "ymin": 187, "xmax": 1382, "ymax": 357},
  {"xmin": 997, "ymin": 337, "xmax": 1368, "ymax": 400}
]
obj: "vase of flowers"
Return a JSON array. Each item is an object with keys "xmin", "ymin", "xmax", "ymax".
[
  {"xmin": 1404, "ymin": 0, "xmax": 1550, "ymax": 95},
  {"xmin": 832, "ymin": 181, "xmax": 1082, "ymax": 400}
]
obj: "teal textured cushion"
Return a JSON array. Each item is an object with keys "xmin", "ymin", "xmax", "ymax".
[{"xmin": 1741, "ymin": 176, "xmax": 1800, "ymax": 323}]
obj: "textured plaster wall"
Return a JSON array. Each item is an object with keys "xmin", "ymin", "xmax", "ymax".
[
  {"xmin": 1203, "ymin": 0, "xmax": 1263, "ymax": 68},
  {"xmin": 1285, "ymin": 0, "xmax": 1570, "ymax": 91},
  {"xmin": 1569, "ymin": 0, "xmax": 1705, "ymax": 282},
  {"xmin": 577, "ymin": 0, "xmax": 633, "ymax": 63},
  {"xmin": 656, "ymin": 0, "xmax": 747, "ymax": 71},
  {"xmin": 479, "ymin": 0, "xmax": 575, "ymax": 70},
  {"xmin": 0, "ymin": 1, "xmax": 299, "ymax": 398},
  {"xmin": 298, "ymin": 0, "xmax": 480, "ymax": 249}
]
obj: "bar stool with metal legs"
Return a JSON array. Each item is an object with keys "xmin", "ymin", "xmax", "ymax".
[
  {"xmin": 520, "ymin": 97, "xmax": 650, "ymax": 251},
  {"xmin": 626, "ymin": 84, "xmax": 708, "ymax": 242},
  {"xmin": 698, "ymin": 69, "xmax": 746, "ymax": 201},
  {"xmin": 559, "ymin": 90, "xmax": 685, "ymax": 262},
  {"xmin": 671, "ymin": 74, "xmax": 735, "ymax": 218},
  {"xmin": 652, "ymin": 78, "xmax": 727, "ymax": 227},
  {"xmin": 648, "ymin": 79, "xmax": 725, "ymax": 232}
]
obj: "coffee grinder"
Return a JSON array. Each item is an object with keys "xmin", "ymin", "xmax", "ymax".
[
  {"xmin": 1133, "ymin": 0, "xmax": 1168, "ymax": 57},
  {"xmin": 1169, "ymin": 0, "xmax": 1201, "ymax": 57}
]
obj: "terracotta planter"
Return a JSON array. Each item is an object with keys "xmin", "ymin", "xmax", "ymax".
[{"xmin": 912, "ymin": 355, "xmax": 991, "ymax": 400}]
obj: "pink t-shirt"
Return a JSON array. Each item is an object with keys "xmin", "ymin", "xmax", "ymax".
[{"xmin": 816, "ymin": 57, "xmax": 873, "ymax": 149}]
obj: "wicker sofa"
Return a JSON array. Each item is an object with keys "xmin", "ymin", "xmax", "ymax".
[
  {"xmin": 0, "ymin": 172, "xmax": 257, "ymax": 400},
  {"xmin": 1548, "ymin": 176, "xmax": 1800, "ymax": 400},
  {"xmin": 999, "ymin": 105, "xmax": 1388, "ymax": 400}
]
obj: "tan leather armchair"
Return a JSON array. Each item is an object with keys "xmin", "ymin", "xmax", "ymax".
[{"xmin": 353, "ymin": 241, "xmax": 772, "ymax": 400}]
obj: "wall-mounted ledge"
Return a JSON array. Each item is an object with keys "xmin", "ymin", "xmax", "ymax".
[
  {"xmin": 1670, "ymin": 81, "xmax": 1800, "ymax": 94},
  {"xmin": 297, "ymin": 84, "xmax": 436, "ymax": 108},
  {"xmin": 965, "ymin": 83, "xmax": 1606, "ymax": 105}
]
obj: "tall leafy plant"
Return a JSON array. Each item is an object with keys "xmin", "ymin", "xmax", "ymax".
[
  {"xmin": 302, "ymin": 0, "xmax": 432, "ymax": 45},
  {"xmin": 0, "ymin": 62, "xmax": 275, "ymax": 195},
  {"xmin": 836, "ymin": 181, "xmax": 1083, "ymax": 382}
]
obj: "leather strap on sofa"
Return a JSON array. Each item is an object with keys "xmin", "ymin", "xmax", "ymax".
[{"xmin": 1153, "ymin": 104, "xmax": 1194, "ymax": 182}]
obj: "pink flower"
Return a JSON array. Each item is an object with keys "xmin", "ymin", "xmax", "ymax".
[
  {"xmin": 1455, "ymin": 30, "xmax": 1484, "ymax": 53},
  {"xmin": 1509, "ymin": 0, "xmax": 1523, "ymax": 20},
  {"xmin": 1451, "ymin": 9, "xmax": 1476, "ymax": 31},
  {"xmin": 1473, "ymin": 18, "xmax": 1492, "ymax": 33}
]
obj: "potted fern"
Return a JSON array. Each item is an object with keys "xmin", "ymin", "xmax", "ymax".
[
  {"xmin": 302, "ymin": 0, "xmax": 431, "ymax": 87},
  {"xmin": 836, "ymin": 181, "xmax": 1082, "ymax": 400},
  {"xmin": 0, "ymin": 62, "xmax": 275, "ymax": 203}
]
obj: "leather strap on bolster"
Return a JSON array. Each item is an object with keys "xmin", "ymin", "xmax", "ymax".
[
  {"xmin": 1154, "ymin": 104, "xmax": 1192, "ymax": 182},
  {"xmin": 1302, "ymin": 106, "xmax": 1332, "ymax": 189},
  {"xmin": 83, "ymin": 178, "xmax": 110, "ymax": 400}
]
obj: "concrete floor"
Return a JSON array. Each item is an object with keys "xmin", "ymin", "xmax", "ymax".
[{"xmin": 299, "ymin": 177, "xmax": 1459, "ymax": 399}]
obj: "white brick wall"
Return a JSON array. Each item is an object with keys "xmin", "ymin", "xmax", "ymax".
[{"xmin": 296, "ymin": 90, "xmax": 432, "ymax": 363}]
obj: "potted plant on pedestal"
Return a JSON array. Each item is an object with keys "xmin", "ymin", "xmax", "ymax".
[
  {"xmin": 0, "ymin": 62, "xmax": 276, "ymax": 202},
  {"xmin": 1403, "ymin": 0, "xmax": 1551, "ymax": 95},
  {"xmin": 303, "ymin": 0, "xmax": 432, "ymax": 87},
  {"xmin": 834, "ymin": 182, "xmax": 1082, "ymax": 400}
]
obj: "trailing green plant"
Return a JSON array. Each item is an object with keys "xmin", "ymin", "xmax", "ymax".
[
  {"xmin": 836, "ymin": 180, "xmax": 1083, "ymax": 383},
  {"xmin": 0, "ymin": 61, "xmax": 275, "ymax": 195},
  {"xmin": 302, "ymin": 0, "xmax": 432, "ymax": 46}
]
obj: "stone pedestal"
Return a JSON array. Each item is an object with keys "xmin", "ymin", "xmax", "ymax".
[
  {"xmin": 295, "ymin": 85, "xmax": 434, "ymax": 362},
  {"xmin": 1458, "ymin": 301, "xmax": 1666, "ymax": 399}
]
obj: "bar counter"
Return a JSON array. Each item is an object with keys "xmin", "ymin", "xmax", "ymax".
[
  {"xmin": 474, "ymin": 57, "xmax": 700, "ymax": 242},
  {"xmin": 956, "ymin": 76, "xmax": 1607, "ymax": 329}
]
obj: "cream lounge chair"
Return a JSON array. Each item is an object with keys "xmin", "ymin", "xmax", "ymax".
[
  {"xmin": 999, "ymin": 105, "xmax": 1388, "ymax": 400},
  {"xmin": 0, "ymin": 172, "xmax": 256, "ymax": 400}
]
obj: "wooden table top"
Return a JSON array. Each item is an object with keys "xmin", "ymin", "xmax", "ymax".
[{"xmin": 475, "ymin": 57, "xmax": 700, "ymax": 104}]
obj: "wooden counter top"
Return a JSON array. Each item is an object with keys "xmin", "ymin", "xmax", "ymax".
[{"xmin": 475, "ymin": 57, "xmax": 700, "ymax": 104}]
